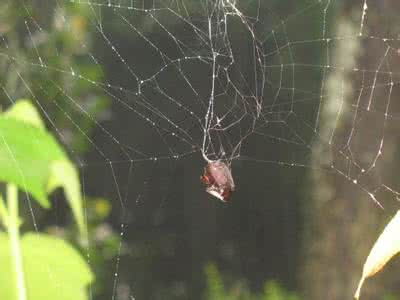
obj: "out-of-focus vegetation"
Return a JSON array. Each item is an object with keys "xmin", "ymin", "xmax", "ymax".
[
  {"xmin": 0, "ymin": 2, "xmax": 119, "ymax": 299},
  {"xmin": 0, "ymin": 100, "xmax": 92, "ymax": 300},
  {"xmin": 0, "ymin": 1, "xmax": 109, "ymax": 152},
  {"xmin": 204, "ymin": 264, "xmax": 298, "ymax": 300},
  {"xmin": 50, "ymin": 196, "xmax": 122, "ymax": 297}
]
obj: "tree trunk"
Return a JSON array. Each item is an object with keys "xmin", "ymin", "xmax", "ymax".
[{"xmin": 302, "ymin": 1, "xmax": 400, "ymax": 299}]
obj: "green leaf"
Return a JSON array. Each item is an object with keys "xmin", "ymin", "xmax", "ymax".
[
  {"xmin": 262, "ymin": 281, "xmax": 298, "ymax": 300},
  {"xmin": 0, "ymin": 100, "xmax": 86, "ymax": 238},
  {"xmin": 0, "ymin": 117, "xmax": 66, "ymax": 208},
  {"xmin": 0, "ymin": 232, "xmax": 93, "ymax": 300},
  {"xmin": 204, "ymin": 263, "xmax": 226, "ymax": 299},
  {"xmin": 4, "ymin": 99, "xmax": 45, "ymax": 129}
]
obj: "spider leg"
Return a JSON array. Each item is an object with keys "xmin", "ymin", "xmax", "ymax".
[
  {"xmin": 221, "ymin": 188, "xmax": 231, "ymax": 202},
  {"xmin": 200, "ymin": 175, "xmax": 210, "ymax": 185}
]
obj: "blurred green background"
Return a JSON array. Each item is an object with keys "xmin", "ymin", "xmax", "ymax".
[{"xmin": 2, "ymin": 0, "xmax": 400, "ymax": 300}]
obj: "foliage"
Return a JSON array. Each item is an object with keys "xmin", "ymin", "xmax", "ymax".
[
  {"xmin": 0, "ymin": 233, "xmax": 92, "ymax": 300},
  {"xmin": 0, "ymin": 100, "xmax": 93, "ymax": 300},
  {"xmin": 0, "ymin": 1, "xmax": 109, "ymax": 153},
  {"xmin": 0, "ymin": 2, "xmax": 118, "ymax": 298},
  {"xmin": 204, "ymin": 263, "xmax": 299, "ymax": 300},
  {"xmin": 0, "ymin": 99, "xmax": 85, "ymax": 237},
  {"xmin": 49, "ymin": 196, "xmax": 121, "ymax": 298}
]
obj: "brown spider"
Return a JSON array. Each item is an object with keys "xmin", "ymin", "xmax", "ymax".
[{"xmin": 200, "ymin": 160, "xmax": 235, "ymax": 202}]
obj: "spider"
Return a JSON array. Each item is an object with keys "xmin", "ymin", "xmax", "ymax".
[{"xmin": 200, "ymin": 160, "xmax": 235, "ymax": 202}]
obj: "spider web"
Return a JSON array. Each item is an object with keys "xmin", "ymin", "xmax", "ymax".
[{"xmin": 2, "ymin": 0, "xmax": 400, "ymax": 299}]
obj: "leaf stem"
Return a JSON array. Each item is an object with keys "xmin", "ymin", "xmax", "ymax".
[{"xmin": 7, "ymin": 184, "xmax": 26, "ymax": 300}]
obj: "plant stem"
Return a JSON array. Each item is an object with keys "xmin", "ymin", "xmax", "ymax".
[
  {"xmin": 7, "ymin": 184, "xmax": 26, "ymax": 300},
  {"xmin": 0, "ymin": 193, "xmax": 8, "ymax": 228}
]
